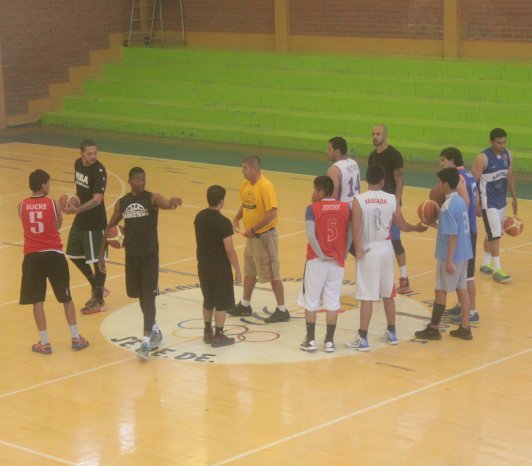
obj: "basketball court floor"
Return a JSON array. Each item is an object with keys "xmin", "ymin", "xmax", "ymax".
[{"xmin": 0, "ymin": 139, "xmax": 531, "ymax": 464}]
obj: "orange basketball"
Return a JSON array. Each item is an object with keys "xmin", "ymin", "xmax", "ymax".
[
  {"xmin": 58, "ymin": 192, "xmax": 80, "ymax": 209},
  {"xmin": 418, "ymin": 200, "xmax": 440, "ymax": 224},
  {"xmin": 503, "ymin": 216, "xmax": 524, "ymax": 237},
  {"xmin": 105, "ymin": 225, "xmax": 125, "ymax": 249},
  {"xmin": 429, "ymin": 184, "xmax": 445, "ymax": 207}
]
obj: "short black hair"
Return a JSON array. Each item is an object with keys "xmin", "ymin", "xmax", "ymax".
[
  {"xmin": 490, "ymin": 128, "xmax": 507, "ymax": 141},
  {"xmin": 242, "ymin": 155, "xmax": 261, "ymax": 168},
  {"xmin": 440, "ymin": 147, "xmax": 464, "ymax": 167},
  {"xmin": 207, "ymin": 185, "xmax": 226, "ymax": 207},
  {"xmin": 328, "ymin": 136, "xmax": 347, "ymax": 155},
  {"xmin": 366, "ymin": 164, "xmax": 386, "ymax": 185},
  {"xmin": 437, "ymin": 167, "xmax": 460, "ymax": 189},
  {"xmin": 80, "ymin": 139, "xmax": 97, "ymax": 152},
  {"xmin": 313, "ymin": 176, "xmax": 334, "ymax": 197},
  {"xmin": 129, "ymin": 167, "xmax": 145, "ymax": 179},
  {"xmin": 29, "ymin": 169, "xmax": 50, "ymax": 192}
]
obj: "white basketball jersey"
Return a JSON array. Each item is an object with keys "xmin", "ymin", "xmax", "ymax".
[
  {"xmin": 355, "ymin": 190, "xmax": 396, "ymax": 246},
  {"xmin": 333, "ymin": 158, "xmax": 360, "ymax": 203}
]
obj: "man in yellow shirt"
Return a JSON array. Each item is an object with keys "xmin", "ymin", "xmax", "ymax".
[{"xmin": 231, "ymin": 156, "xmax": 290, "ymax": 323}]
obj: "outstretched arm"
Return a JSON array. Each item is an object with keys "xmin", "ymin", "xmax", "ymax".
[
  {"xmin": 393, "ymin": 204, "xmax": 427, "ymax": 233},
  {"xmin": 152, "ymin": 193, "xmax": 182, "ymax": 210}
]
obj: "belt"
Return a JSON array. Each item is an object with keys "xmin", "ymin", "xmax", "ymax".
[{"xmin": 253, "ymin": 227, "xmax": 275, "ymax": 238}]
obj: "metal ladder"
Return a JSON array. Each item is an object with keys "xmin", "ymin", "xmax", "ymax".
[{"xmin": 125, "ymin": 0, "xmax": 185, "ymax": 47}]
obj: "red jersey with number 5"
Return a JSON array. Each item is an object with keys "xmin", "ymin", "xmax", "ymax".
[
  {"xmin": 306, "ymin": 199, "xmax": 351, "ymax": 266},
  {"xmin": 19, "ymin": 196, "xmax": 63, "ymax": 255}
]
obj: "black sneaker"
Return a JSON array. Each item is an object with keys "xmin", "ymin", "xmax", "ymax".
[
  {"xmin": 227, "ymin": 303, "xmax": 252, "ymax": 317},
  {"xmin": 264, "ymin": 308, "xmax": 290, "ymax": 323},
  {"xmin": 203, "ymin": 329, "xmax": 214, "ymax": 344},
  {"xmin": 211, "ymin": 332, "xmax": 235, "ymax": 347},
  {"xmin": 415, "ymin": 325, "xmax": 441, "ymax": 340},
  {"xmin": 450, "ymin": 325, "xmax": 473, "ymax": 340}
]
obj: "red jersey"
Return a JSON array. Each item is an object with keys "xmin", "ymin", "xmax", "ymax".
[
  {"xmin": 305, "ymin": 199, "xmax": 351, "ymax": 266},
  {"xmin": 19, "ymin": 196, "xmax": 63, "ymax": 255}
]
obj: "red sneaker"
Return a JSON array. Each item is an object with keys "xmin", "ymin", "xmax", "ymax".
[
  {"xmin": 397, "ymin": 277, "xmax": 411, "ymax": 294},
  {"xmin": 72, "ymin": 335, "xmax": 90, "ymax": 350},
  {"xmin": 32, "ymin": 341, "xmax": 52, "ymax": 354},
  {"xmin": 81, "ymin": 297, "xmax": 107, "ymax": 315}
]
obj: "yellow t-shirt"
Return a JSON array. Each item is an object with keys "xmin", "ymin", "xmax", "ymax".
[{"xmin": 240, "ymin": 175, "xmax": 278, "ymax": 233}]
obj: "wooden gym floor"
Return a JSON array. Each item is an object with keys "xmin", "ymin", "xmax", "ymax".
[{"xmin": 0, "ymin": 142, "xmax": 531, "ymax": 465}]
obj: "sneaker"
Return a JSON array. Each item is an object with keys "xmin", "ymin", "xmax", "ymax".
[
  {"xmin": 103, "ymin": 287, "xmax": 110, "ymax": 298},
  {"xmin": 444, "ymin": 303, "xmax": 461, "ymax": 317},
  {"xmin": 381, "ymin": 329, "xmax": 398, "ymax": 345},
  {"xmin": 211, "ymin": 332, "xmax": 235, "ymax": 347},
  {"xmin": 479, "ymin": 263, "xmax": 494, "ymax": 274},
  {"xmin": 137, "ymin": 342, "xmax": 150, "ymax": 360},
  {"xmin": 300, "ymin": 336, "xmax": 318, "ymax": 351},
  {"xmin": 203, "ymin": 329, "xmax": 214, "ymax": 344},
  {"xmin": 227, "ymin": 302, "xmax": 252, "ymax": 317},
  {"xmin": 414, "ymin": 325, "xmax": 442, "ymax": 340},
  {"xmin": 450, "ymin": 324, "xmax": 473, "ymax": 340},
  {"xmin": 397, "ymin": 277, "xmax": 410, "ymax": 294},
  {"xmin": 264, "ymin": 308, "xmax": 290, "ymax": 323},
  {"xmin": 81, "ymin": 296, "xmax": 106, "ymax": 315},
  {"xmin": 149, "ymin": 329, "xmax": 162, "ymax": 350},
  {"xmin": 345, "ymin": 335, "xmax": 370, "ymax": 351},
  {"xmin": 32, "ymin": 341, "xmax": 52, "ymax": 354},
  {"xmin": 71, "ymin": 335, "xmax": 89, "ymax": 350},
  {"xmin": 492, "ymin": 268, "xmax": 512, "ymax": 283},
  {"xmin": 324, "ymin": 340, "xmax": 336, "ymax": 353},
  {"xmin": 450, "ymin": 311, "xmax": 479, "ymax": 325}
]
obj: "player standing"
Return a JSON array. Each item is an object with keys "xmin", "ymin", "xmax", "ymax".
[
  {"xmin": 471, "ymin": 128, "xmax": 518, "ymax": 283},
  {"xmin": 298, "ymin": 176, "xmax": 351, "ymax": 353},
  {"xmin": 369, "ymin": 125, "xmax": 411, "ymax": 293},
  {"xmin": 230, "ymin": 156, "xmax": 289, "ymax": 323},
  {"xmin": 195, "ymin": 185, "xmax": 242, "ymax": 347},
  {"xmin": 63, "ymin": 140, "xmax": 108, "ymax": 314},
  {"xmin": 98, "ymin": 167, "xmax": 182, "ymax": 360},
  {"xmin": 347, "ymin": 165, "xmax": 426, "ymax": 351},
  {"xmin": 326, "ymin": 136, "xmax": 360, "ymax": 204},
  {"xmin": 415, "ymin": 167, "xmax": 474, "ymax": 341},
  {"xmin": 19, "ymin": 169, "xmax": 89, "ymax": 354},
  {"xmin": 439, "ymin": 148, "xmax": 481, "ymax": 324}
]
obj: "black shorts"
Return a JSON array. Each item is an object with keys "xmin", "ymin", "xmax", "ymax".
[
  {"xmin": 20, "ymin": 251, "xmax": 72, "ymax": 305},
  {"xmin": 125, "ymin": 253, "xmax": 159, "ymax": 299},
  {"xmin": 467, "ymin": 231, "xmax": 477, "ymax": 280},
  {"xmin": 198, "ymin": 267, "xmax": 235, "ymax": 311}
]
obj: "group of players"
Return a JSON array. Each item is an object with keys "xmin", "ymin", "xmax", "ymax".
[{"xmin": 18, "ymin": 126, "xmax": 518, "ymax": 357}]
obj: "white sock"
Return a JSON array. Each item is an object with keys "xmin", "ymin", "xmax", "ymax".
[
  {"xmin": 240, "ymin": 299, "xmax": 251, "ymax": 307},
  {"xmin": 143, "ymin": 336, "xmax": 150, "ymax": 344},
  {"xmin": 482, "ymin": 253, "xmax": 492, "ymax": 266},
  {"xmin": 492, "ymin": 256, "xmax": 501, "ymax": 270},
  {"xmin": 277, "ymin": 305, "xmax": 287, "ymax": 312},
  {"xmin": 399, "ymin": 266, "xmax": 407, "ymax": 278},
  {"xmin": 39, "ymin": 330, "xmax": 49, "ymax": 345},
  {"xmin": 69, "ymin": 325, "xmax": 80, "ymax": 339}
]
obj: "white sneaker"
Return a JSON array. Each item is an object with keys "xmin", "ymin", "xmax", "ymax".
[
  {"xmin": 324, "ymin": 340, "xmax": 335, "ymax": 353},
  {"xmin": 300, "ymin": 336, "xmax": 318, "ymax": 351},
  {"xmin": 345, "ymin": 335, "xmax": 370, "ymax": 351}
]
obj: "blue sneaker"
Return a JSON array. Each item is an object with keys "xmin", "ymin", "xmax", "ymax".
[
  {"xmin": 149, "ymin": 329, "xmax": 162, "ymax": 350},
  {"xmin": 450, "ymin": 311, "xmax": 479, "ymax": 325},
  {"xmin": 345, "ymin": 335, "xmax": 370, "ymax": 352},
  {"xmin": 381, "ymin": 329, "xmax": 398, "ymax": 345},
  {"xmin": 137, "ymin": 342, "xmax": 150, "ymax": 360},
  {"xmin": 444, "ymin": 303, "xmax": 461, "ymax": 317}
]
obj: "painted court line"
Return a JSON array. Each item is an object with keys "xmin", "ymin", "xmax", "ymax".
[
  {"xmin": 0, "ymin": 439, "xmax": 75, "ymax": 465},
  {"xmin": 213, "ymin": 347, "xmax": 532, "ymax": 465}
]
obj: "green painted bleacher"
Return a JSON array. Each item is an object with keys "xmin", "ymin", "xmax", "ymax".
[{"xmin": 42, "ymin": 48, "xmax": 532, "ymax": 171}]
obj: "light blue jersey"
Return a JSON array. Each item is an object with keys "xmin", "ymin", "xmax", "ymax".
[{"xmin": 435, "ymin": 192, "xmax": 473, "ymax": 263}]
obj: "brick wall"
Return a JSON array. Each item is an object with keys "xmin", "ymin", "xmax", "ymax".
[
  {"xmin": 0, "ymin": 0, "xmax": 128, "ymax": 117},
  {"xmin": 461, "ymin": 0, "xmax": 532, "ymax": 42},
  {"xmin": 181, "ymin": 0, "xmax": 275, "ymax": 34},
  {"xmin": 289, "ymin": 0, "xmax": 444, "ymax": 39}
]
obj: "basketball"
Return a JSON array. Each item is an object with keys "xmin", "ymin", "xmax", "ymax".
[
  {"xmin": 429, "ymin": 184, "xmax": 445, "ymax": 207},
  {"xmin": 105, "ymin": 225, "xmax": 125, "ymax": 248},
  {"xmin": 58, "ymin": 192, "xmax": 80, "ymax": 209},
  {"xmin": 503, "ymin": 216, "xmax": 524, "ymax": 236},
  {"xmin": 418, "ymin": 200, "xmax": 440, "ymax": 224}
]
